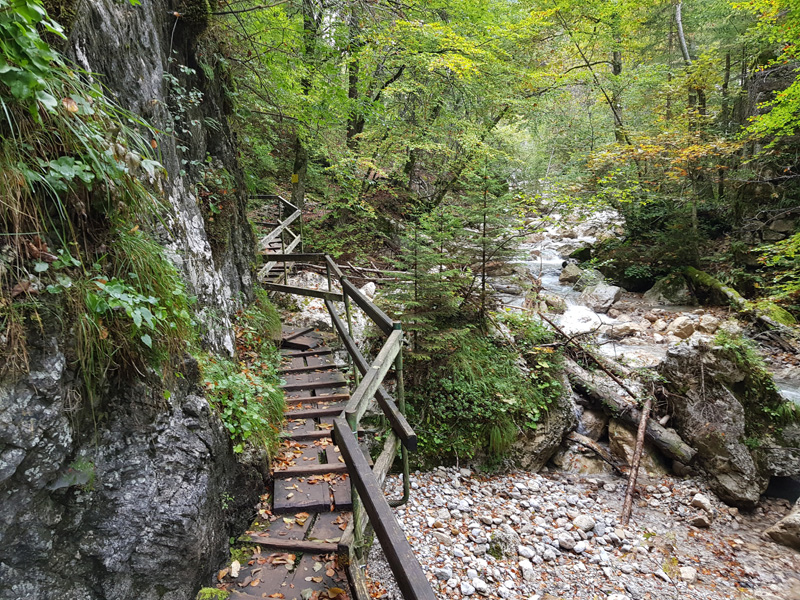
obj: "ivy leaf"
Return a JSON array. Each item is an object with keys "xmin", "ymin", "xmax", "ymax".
[
  {"xmin": 34, "ymin": 261, "xmax": 49, "ymax": 272},
  {"xmin": 35, "ymin": 90, "xmax": 58, "ymax": 113},
  {"xmin": 140, "ymin": 333, "xmax": 152, "ymax": 348}
]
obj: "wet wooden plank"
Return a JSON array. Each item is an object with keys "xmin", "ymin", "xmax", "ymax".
[
  {"xmin": 285, "ymin": 393, "xmax": 350, "ymax": 405},
  {"xmin": 283, "ymin": 404, "xmax": 346, "ymax": 419},
  {"xmin": 308, "ymin": 511, "xmax": 349, "ymax": 544},
  {"xmin": 273, "ymin": 463, "xmax": 348, "ymax": 479},
  {"xmin": 330, "ymin": 474, "xmax": 352, "ymax": 511},
  {"xmin": 243, "ymin": 535, "xmax": 338, "ymax": 554},
  {"xmin": 245, "ymin": 511, "xmax": 314, "ymax": 541},
  {"xmin": 273, "ymin": 478, "xmax": 329, "ymax": 514}
]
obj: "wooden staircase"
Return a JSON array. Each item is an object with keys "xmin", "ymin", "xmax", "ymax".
[{"xmin": 227, "ymin": 326, "xmax": 358, "ymax": 600}]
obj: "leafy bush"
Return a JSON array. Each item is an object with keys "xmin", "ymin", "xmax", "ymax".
[
  {"xmin": 198, "ymin": 292, "xmax": 284, "ymax": 455},
  {"xmin": 199, "ymin": 354, "xmax": 283, "ymax": 454},
  {"xmin": 407, "ymin": 317, "xmax": 562, "ymax": 463},
  {"xmin": 713, "ymin": 329, "xmax": 798, "ymax": 433}
]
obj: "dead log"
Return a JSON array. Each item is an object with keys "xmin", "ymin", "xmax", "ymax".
[
  {"xmin": 564, "ymin": 359, "xmax": 697, "ymax": 465},
  {"xmin": 621, "ymin": 394, "xmax": 652, "ymax": 526},
  {"xmin": 566, "ymin": 431, "xmax": 626, "ymax": 476},
  {"xmin": 683, "ymin": 266, "xmax": 797, "ymax": 339}
]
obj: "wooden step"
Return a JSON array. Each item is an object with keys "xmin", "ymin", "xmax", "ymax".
[
  {"xmin": 284, "ymin": 404, "xmax": 346, "ymax": 419},
  {"xmin": 285, "ymin": 393, "xmax": 350, "ymax": 405},
  {"xmin": 281, "ymin": 380, "xmax": 348, "ymax": 392},
  {"xmin": 280, "ymin": 348, "xmax": 334, "ymax": 358},
  {"xmin": 278, "ymin": 364, "xmax": 344, "ymax": 375},
  {"xmin": 282, "ymin": 326, "xmax": 315, "ymax": 342},
  {"xmin": 273, "ymin": 463, "xmax": 348, "ymax": 478},
  {"xmin": 240, "ymin": 535, "xmax": 338, "ymax": 554},
  {"xmin": 280, "ymin": 429, "xmax": 335, "ymax": 441}
]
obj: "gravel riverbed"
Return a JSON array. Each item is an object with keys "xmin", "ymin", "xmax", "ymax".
[{"xmin": 366, "ymin": 468, "xmax": 800, "ymax": 600}]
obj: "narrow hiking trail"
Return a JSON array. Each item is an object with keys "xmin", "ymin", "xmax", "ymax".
[{"xmin": 223, "ymin": 326, "xmax": 355, "ymax": 600}]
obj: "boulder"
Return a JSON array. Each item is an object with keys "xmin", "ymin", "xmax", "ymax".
[
  {"xmin": 511, "ymin": 375, "xmax": 577, "ymax": 471},
  {"xmin": 643, "ymin": 274, "xmax": 696, "ymax": 306},
  {"xmin": 658, "ymin": 342, "xmax": 774, "ymax": 508},
  {"xmin": 579, "ymin": 284, "xmax": 622, "ymax": 314},
  {"xmin": 559, "ymin": 263, "xmax": 583, "ymax": 284},
  {"xmin": 697, "ymin": 314, "xmax": 721, "ymax": 334},
  {"xmin": 603, "ymin": 321, "xmax": 645, "ymax": 340},
  {"xmin": 540, "ymin": 292, "xmax": 567, "ymax": 314},
  {"xmin": 608, "ymin": 419, "xmax": 668, "ymax": 475},
  {"xmin": 666, "ymin": 315, "xmax": 695, "ymax": 339},
  {"xmin": 573, "ymin": 268, "xmax": 605, "ymax": 292},
  {"xmin": 765, "ymin": 501, "xmax": 800, "ymax": 550},
  {"xmin": 490, "ymin": 524, "xmax": 521, "ymax": 557},
  {"xmin": 577, "ymin": 408, "xmax": 608, "ymax": 441}
]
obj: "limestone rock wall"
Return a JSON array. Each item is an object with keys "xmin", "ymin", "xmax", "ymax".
[{"xmin": 0, "ymin": 2, "xmax": 263, "ymax": 599}]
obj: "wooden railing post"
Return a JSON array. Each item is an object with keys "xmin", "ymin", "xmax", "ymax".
[{"xmin": 389, "ymin": 321, "xmax": 410, "ymax": 507}]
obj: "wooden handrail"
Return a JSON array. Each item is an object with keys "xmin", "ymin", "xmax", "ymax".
[
  {"xmin": 344, "ymin": 329, "xmax": 403, "ymax": 427},
  {"xmin": 333, "ymin": 418, "xmax": 436, "ymax": 600},
  {"xmin": 260, "ymin": 209, "xmax": 301, "ymax": 246},
  {"xmin": 341, "ymin": 278, "xmax": 395, "ymax": 335},
  {"xmin": 325, "ymin": 300, "xmax": 417, "ymax": 450}
]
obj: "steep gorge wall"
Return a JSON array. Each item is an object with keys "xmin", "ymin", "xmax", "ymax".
[{"xmin": 0, "ymin": 2, "xmax": 262, "ymax": 599}]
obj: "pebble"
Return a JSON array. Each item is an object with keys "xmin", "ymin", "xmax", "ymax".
[{"xmin": 365, "ymin": 467, "xmax": 800, "ymax": 600}]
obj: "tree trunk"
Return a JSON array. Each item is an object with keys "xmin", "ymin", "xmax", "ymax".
[
  {"xmin": 621, "ymin": 395, "xmax": 652, "ymax": 526},
  {"xmin": 346, "ymin": 2, "xmax": 361, "ymax": 150},
  {"xmin": 564, "ymin": 359, "xmax": 697, "ymax": 464},
  {"xmin": 611, "ymin": 50, "xmax": 626, "ymax": 143}
]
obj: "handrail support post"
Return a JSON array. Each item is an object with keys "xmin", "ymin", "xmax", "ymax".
[{"xmin": 389, "ymin": 322, "xmax": 410, "ymax": 507}]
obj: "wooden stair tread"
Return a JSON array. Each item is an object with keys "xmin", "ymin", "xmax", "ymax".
[
  {"xmin": 284, "ymin": 404, "xmax": 346, "ymax": 419},
  {"xmin": 274, "ymin": 463, "xmax": 348, "ymax": 478},
  {"xmin": 285, "ymin": 393, "xmax": 350, "ymax": 405},
  {"xmin": 242, "ymin": 535, "xmax": 339, "ymax": 554}
]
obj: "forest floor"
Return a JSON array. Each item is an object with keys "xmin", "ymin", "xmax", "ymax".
[{"xmin": 366, "ymin": 468, "xmax": 800, "ymax": 600}]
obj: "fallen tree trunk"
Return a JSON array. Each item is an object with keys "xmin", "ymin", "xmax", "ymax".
[
  {"xmin": 566, "ymin": 431, "xmax": 626, "ymax": 475},
  {"xmin": 564, "ymin": 359, "xmax": 697, "ymax": 464},
  {"xmin": 683, "ymin": 266, "xmax": 797, "ymax": 336}
]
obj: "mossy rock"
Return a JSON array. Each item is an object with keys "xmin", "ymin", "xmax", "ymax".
[
  {"xmin": 751, "ymin": 300, "xmax": 797, "ymax": 326},
  {"xmin": 196, "ymin": 588, "xmax": 229, "ymax": 600}
]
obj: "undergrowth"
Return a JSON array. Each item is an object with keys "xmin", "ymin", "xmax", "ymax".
[
  {"xmin": 407, "ymin": 314, "xmax": 562, "ymax": 465},
  {"xmin": 198, "ymin": 289, "xmax": 284, "ymax": 455},
  {"xmin": 713, "ymin": 329, "xmax": 798, "ymax": 435},
  {"xmin": 0, "ymin": 0, "xmax": 193, "ymax": 405}
]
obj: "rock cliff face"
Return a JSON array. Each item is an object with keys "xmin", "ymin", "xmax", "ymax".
[
  {"xmin": 659, "ymin": 340, "xmax": 800, "ymax": 509},
  {"xmin": 0, "ymin": 2, "xmax": 262, "ymax": 599}
]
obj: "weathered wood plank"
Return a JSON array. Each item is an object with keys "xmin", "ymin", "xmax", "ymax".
[
  {"xmin": 326, "ymin": 300, "xmax": 417, "ymax": 450},
  {"xmin": 273, "ymin": 478, "xmax": 329, "ymax": 514},
  {"xmin": 281, "ymin": 379, "xmax": 348, "ymax": 393},
  {"xmin": 274, "ymin": 463, "xmax": 348, "ymax": 478},
  {"xmin": 344, "ymin": 329, "xmax": 403, "ymax": 426},
  {"xmin": 262, "ymin": 282, "xmax": 344, "ymax": 302},
  {"xmin": 241, "ymin": 535, "xmax": 338, "ymax": 554},
  {"xmin": 332, "ymin": 418, "xmax": 436, "ymax": 600},
  {"xmin": 284, "ymin": 404, "xmax": 346, "ymax": 419},
  {"xmin": 341, "ymin": 278, "xmax": 395, "ymax": 335},
  {"xmin": 285, "ymin": 393, "xmax": 350, "ymax": 405}
]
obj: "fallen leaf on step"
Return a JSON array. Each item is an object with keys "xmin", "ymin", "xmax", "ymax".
[
  {"xmin": 230, "ymin": 560, "xmax": 241, "ymax": 578},
  {"xmin": 313, "ymin": 562, "xmax": 323, "ymax": 572}
]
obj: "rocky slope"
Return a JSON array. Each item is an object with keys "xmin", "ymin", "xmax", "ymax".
[{"xmin": 0, "ymin": 2, "xmax": 261, "ymax": 599}]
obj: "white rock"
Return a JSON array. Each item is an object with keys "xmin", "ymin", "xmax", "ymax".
[
  {"xmin": 461, "ymin": 581, "xmax": 476, "ymax": 596},
  {"xmin": 690, "ymin": 493, "xmax": 713, "ymax": 513},
  {"xmin": 679, "ymin": 566, "xmax": 698, "ymax": 583},
  {"xmin": 573, "ymin": 514, "xmax": 596, "ymax": 532}
]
